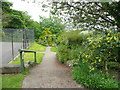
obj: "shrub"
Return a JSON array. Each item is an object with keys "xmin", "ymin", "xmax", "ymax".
[
  {"xmin": 72, "ymin": 63, "xmax": 119, "ymax": 88},
  {"xmin": 57, "ymin": 45, "xmax": 71, "ymax": 63},
  {"xmin": 56, "ymin": 30, "xmax": 89, "ymax": 64},
  {"xmin": 56, "ymin": 30, "xmax": 119, "ymax": 88},
  {"xmin": 86, "ymin": 30, "xmax": 120, "ymax": 72}
]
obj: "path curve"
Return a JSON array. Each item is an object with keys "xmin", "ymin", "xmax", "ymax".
[{"xmin": 22, "ymin": 47, "xmax": 84, "ymax": 88}]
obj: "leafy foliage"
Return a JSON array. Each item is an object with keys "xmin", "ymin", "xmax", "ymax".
[
  {"xmin": 1, "ymin": 1, "xmax": 41, "ymax": 40},
  {"xmin": 57, "ymin": 30, "xmax": 120, "ymax": 70},
  {"xmin": 39, "ymin": 28, "xmax": 53, "ymax": 46},
  {"xmin": 52, "ymin": 2, "xmax": 120, "ymax": 31},
  {"xmin": 2, "ymin": 1, "xmax": 13, "ymax": 27},
  {"xmin": 56, "ymin": 30, "xmax": 119, "ymax": 88},
  {"xmin": 36, "ymin": 16, "xmax": 65, "ymax": 40},
  {"xmin": 72, "ymin": 64, "xmax": 119, "ymax": 88},
  {"xmin": 2, "ymin": 2, "xmax": 32, "ymax": 29}
]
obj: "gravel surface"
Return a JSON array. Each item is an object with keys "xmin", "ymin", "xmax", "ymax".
[{"xmin": 22, "ymin": 47, "xmax": 85, "ymax": 88}]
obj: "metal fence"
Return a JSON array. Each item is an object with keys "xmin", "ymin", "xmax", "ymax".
[{"xmin": 1, "ymin": 29, "xmax": 34, "ymax": 64}]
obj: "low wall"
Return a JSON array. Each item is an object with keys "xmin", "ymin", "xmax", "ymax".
[
  {"xmin": 0, "ymin": 61, "xmax": 37, "ymax": 74},
  {"xmin": 0, "ymin": 64, "xmax": 20, "ymax": 74}
]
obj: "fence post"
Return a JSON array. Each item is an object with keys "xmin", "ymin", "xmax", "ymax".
[
  {"xmin": 20, "ymin": 51, "xmax": 25, "ymax": 73},
  {"xmin": 23, "ymin": 29, "xmax": 25, "ymax": 49},
  {"xmin": 34, "ymin": 52, "xmax": 36, "ymax": 63},
  {"xmin": 11, "ymin": 32, "xmax": 14, "ymax": 60}
]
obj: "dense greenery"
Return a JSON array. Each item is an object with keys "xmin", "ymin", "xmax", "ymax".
[
  {"xmin": 39, "ymin": 28, "xmax": 53, "ymax": 46},
  {"xmin": 56, "ymin": 30, "xmax": 119, "ymax": 88},
  {"xmin": 2, "ymin": 2, "xmax": 33, "ymax": 29},
  {"xmin": 37, "ymin": 16, "xmax": 65, "ymax": 44},
  {"xmin": 1, "ymin": 1, "xmax": 40, "ymax": 41},
  {"xmin": 72, "ymin": 64, "xmax": 118, "ymax": 88},
  {"xmin": 52, "ymin": 2, "xmax": 120, "ymax": 88},
  {"xmin": 2, "ymin": 1, "xmax": 12, "ymax": 27},
  {"xmin": 1, "ymin": 1, "xmax": 65, "ymax": 41},
  {"xmin": 1, "ymin": 1, "xmax": 120, "ymax": 89},
  {"xmin": 39, "ymin": 16, "xmax": 65, "ymax": 37}
]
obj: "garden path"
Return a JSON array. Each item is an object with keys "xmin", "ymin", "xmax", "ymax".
[{"xmin": 22, "ymin": 47, "xmax": 85, "ymax": 88}]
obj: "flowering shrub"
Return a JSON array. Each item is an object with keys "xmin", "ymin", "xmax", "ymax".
[{"xmin": 56, "ymin": 30, "xmax": 119, "ymax": 88}]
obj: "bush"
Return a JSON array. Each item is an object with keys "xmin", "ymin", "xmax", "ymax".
[
  {"xmin": 56, "ymin": 30, "xmax": 119, "ymax": 88},
  {"xmin": 56, "ymin": 30, "xmax": 89, "ymax": 64},
  {"xmin": 57, "ymin": 45, "xmax": 71, "ymax": 63},
  {"xmin": 72, "ymin": 63, "xmax": 119, "ymax": 88}
]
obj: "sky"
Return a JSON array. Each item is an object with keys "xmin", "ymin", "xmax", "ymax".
[{"xmin": 7, "ymin": 0, "xmax": 50, "ymax": 22}]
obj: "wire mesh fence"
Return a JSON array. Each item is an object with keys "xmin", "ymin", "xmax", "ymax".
[{"xmin": 1, "ymin": 28, "xmax": 34, "ymax": 64}]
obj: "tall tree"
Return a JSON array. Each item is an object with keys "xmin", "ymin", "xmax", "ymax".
[{"xmin": 2, "ymin": 1, "xmax": 12, "ymax": 27}]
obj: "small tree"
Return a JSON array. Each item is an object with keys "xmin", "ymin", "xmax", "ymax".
[{"xmin": 39, "ymin": 28, "xmax": 53, "ymax": 46}]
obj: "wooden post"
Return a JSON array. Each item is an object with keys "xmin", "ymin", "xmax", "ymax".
[
  {"xmin": 19, "ymin": 49, "xmax": 37, "ymax": 73},
  {"xmin": 20, "ymin": 51, "xmax": 25, "ymax": 73},
  {"xmin": 34, "ymin": 52, "xmax": 36, "ymax": 63}
]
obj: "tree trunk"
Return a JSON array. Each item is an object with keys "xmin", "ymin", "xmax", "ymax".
[{"xmin": 104, "ymin": 59, "xmax": 108, "ymax": 74}]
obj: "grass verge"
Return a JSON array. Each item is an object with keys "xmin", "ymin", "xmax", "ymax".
[
  {"xmin": 50, "ymin": 47, "xmax": 57, "ymax": 52},
  {"xmin": 27, "ymin": 42, "xmax": 46, "ymax": 52},
  {"xmin": 10, "ymin": 53, "xmax": 44, "ymax": 64},
  {"xmin": 2, "ymin": 74, "xmax": 25, "ymax": 88},
  {"xmin": 2, "ymin": 71, "xmax": 29, "ymax": 88},
  {"xmin": 10, "ymin": 42, "xmax": 46, "ymax": 64}
]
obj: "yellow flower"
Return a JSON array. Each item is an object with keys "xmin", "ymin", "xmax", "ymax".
[{"xmin": 89, "ymin": 66, "xmax": 95, "ymax": 71}]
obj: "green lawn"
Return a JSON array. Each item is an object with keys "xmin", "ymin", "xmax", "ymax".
[
  {"xmin": 10, "ymin": 42, "xmax": 46, "ymax": 64},
  {"xmin": 2, "ymin": 42, "xmax": 46, "ymax": 88},
  {"xmin": 27, "ymin": 42, "xmax": 46, "ymax": 52},
  {"xmin": 2, "ymin": 74, "xmax": 25, "ymax": 88},
  {"xmin": 50, "ymin": 47, "xmax": 57, "ymax": 52},
  {"xmin": 10, "ymin": 53, "xmax": 44, "ymax": 64}
]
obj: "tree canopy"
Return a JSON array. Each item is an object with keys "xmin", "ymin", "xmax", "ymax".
[
  {"xmin": 2, "ymin": 1, "xmax": 35, "ymax": 29},
  {"xmin": 1, "ymin": 1, "xmax": 65, "ymax": 40},
  {"xmin": 36, "ymin": 16, "xmax": 65, "ymax": 40},
  {"xmin": 51, "ymin": 1, "xmax": 120, "ymax": 32}
]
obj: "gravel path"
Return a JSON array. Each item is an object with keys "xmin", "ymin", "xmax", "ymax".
[{"xmin": 22, "ymin": 47, "xmax": 85, "ymax": 88}]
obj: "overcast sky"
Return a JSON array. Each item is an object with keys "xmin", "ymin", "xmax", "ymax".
[{"xmin": 7, "ymin": 0, "xmax": 50, "ymax": 22}]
